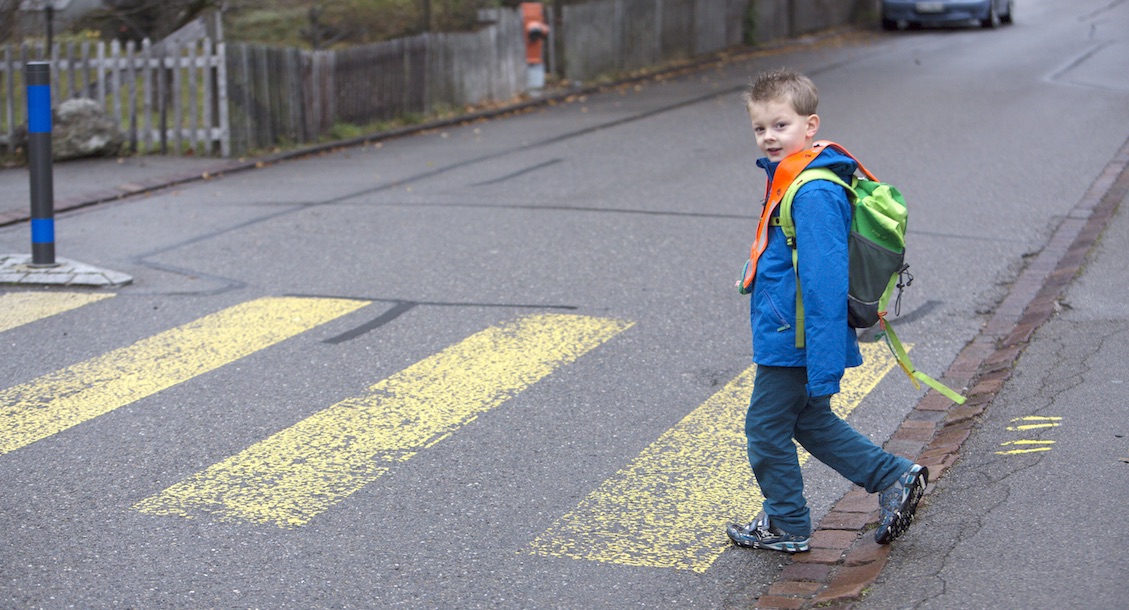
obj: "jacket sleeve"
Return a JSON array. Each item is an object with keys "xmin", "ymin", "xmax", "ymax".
[{"xmin": 791, "ymin": 181, "xmax": 853, "ymax": 397}]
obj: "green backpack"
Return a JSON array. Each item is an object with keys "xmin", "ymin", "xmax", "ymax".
[{"xmin": 777, "ymin": 160, "xmax": 965, "ymax": 405}]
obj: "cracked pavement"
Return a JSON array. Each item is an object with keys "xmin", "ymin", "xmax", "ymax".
[{"xmin": 858, "ymin": 183, "xmax": 1129, "ymax": 608}]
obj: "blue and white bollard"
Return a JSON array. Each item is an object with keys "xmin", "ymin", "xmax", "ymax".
[{"xmin": 26, "ymin": 61, "xmax": 56, "ymax": 267}]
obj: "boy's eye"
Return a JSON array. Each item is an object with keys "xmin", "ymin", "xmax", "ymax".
[{"xmin": 775, "ymin": 122, "xmax": 788, "ymax": 129}]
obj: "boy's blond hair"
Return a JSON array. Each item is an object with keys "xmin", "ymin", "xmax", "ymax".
[{"xmin": 742, "ymin": 68, "xmax": 819, "ymax": 116}]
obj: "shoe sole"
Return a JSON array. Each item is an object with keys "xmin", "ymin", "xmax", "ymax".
[
  {"xmin": 726, "ymin": 526, "xmax": 811, "ymax": 553},
  {"xmin": 753, "ymin": 540, "xmax": 810, "ymax": 553},
  {"xmin": 875, "ymin": 466, "xmax": 929, "ymax": 545},
  {"xmin": 729, "ymin": 537, "xmax": 811, "ymax": 553}
]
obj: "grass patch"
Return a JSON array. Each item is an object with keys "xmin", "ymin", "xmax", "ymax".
[{"xmin": 223, "ymin": 0, "xmax": 491, "ymax": 48}]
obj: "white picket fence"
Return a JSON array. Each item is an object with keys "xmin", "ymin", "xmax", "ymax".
[{"xmin": 0, "ymin": 37, "xmax": 229, "ymax": 156}]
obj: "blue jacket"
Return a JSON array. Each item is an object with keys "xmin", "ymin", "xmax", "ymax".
[{"xmin": 751, "ymin": 146, "xmax": 862, "ymax": 397}]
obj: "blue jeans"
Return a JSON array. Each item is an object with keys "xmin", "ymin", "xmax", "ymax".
[{"xmin": 745, "ymin": 365, "xmax": 911, "ymax": 537}]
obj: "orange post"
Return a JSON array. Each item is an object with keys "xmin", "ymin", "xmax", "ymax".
[
  {"xmin": 521, "ymin": 3, "xmax": 549, "ymax": 64},
  {"xmin": 521, "ymin": 3, "xmax": 549, "ymax": 90}
]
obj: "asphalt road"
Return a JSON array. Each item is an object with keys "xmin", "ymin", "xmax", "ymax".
[{"xmin": 1, "ymin": 0, "xmax": 1126, "ymax": 607}]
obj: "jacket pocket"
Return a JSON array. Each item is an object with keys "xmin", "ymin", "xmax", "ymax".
[{"xmin": 760, "ymin": 291, "xmax": 792, "ymax": 333}]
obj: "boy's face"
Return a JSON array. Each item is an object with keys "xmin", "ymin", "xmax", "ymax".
[{"xmin": 747, "ymin": 99, "xmax": 819, "ymax": 162}]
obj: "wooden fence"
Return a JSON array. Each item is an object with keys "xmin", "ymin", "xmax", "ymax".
[
  {"xmin": 753, "ymin": 0, "xmax": 870, "ymax": 44},
  {"xmin": 559, "ymin": 0, "xmax": 750, "ymax": 83},
  {"xmin": 0, "ymin": 37, "xmax": 229, "ymax": 157},
  {"xmin": 225, "ymin": 10, "xmax": 523, "ymax": 154}
]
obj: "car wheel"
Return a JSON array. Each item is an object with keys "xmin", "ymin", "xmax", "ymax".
[
  {"xmin": 1001, "ymin": 0, "xmax": 1014, "ymax": 24},
  {"xmin": 881, "ymin": 17, "xmax": 897, "ymax": 31},
  {"xmin": 981, "ymin": 5, "xmax": 1001, "ymax": 28}
]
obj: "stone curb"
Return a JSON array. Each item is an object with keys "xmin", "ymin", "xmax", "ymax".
[{"xmin": 755, "ymin": 135, "xmax": 1129, "ymax": 610}]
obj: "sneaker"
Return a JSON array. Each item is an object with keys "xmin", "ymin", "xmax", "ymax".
[
  {"xmin": 726, "ymin": 513, "xmax": 810, "ymax": 553},
  {"xmin": 875, "ymin": 463, "xmax": 929, "ymax": 544}
]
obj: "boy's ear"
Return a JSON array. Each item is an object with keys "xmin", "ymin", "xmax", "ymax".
[{"xmin": 806, "ymin": 114, "xmax": 820, "ymax": 138}]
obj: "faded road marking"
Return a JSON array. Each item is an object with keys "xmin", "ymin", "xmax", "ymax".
[
  {"xmin": 0, "ymin": 291, "xmax": 114, "ymax": 333},
  {"xmin": 0, "ymin": 297, "xmax": 369, "ymax": 456},
  {"xmin": 528, "ymin": 342, "xmax": 900, "ymax": 573},
  {"xmin": 134, "ymin": 314, "xmax": 633, "ymax": 528}
]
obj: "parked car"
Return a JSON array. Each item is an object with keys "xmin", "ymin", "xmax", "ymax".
[{"xmin": 881, "ymin": 0, "xmax": 1014, "ymax": 30}]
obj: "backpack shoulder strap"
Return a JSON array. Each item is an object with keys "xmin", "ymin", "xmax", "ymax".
[
  {"xmin": 777, "ymin": 167, "xmax": 855, "ymax": 349},
  {"xmin": 777, "ymin": 168, "xmax": 854, "ymax": 237}
]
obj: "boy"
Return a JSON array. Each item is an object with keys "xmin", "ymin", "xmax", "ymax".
[{"xmin": 727, "ymin": 68, "xmax": 927, "ymax": 553}]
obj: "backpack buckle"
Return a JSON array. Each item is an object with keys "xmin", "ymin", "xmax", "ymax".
[{"xmin": 893, "ymin": 264, "xmax": 913, "ymax": 316}]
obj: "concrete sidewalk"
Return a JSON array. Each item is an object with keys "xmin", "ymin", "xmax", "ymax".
[
  {"xmin": 0, "ymin": 154, "xmax": 240, "ymax": 227},
  {"xmin": 0, "ymin": 155, "xmax": 239, "ymax": 286}
]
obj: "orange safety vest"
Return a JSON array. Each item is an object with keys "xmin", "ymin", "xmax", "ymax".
[{"xmin": 739, "ymin": 141, "xmax": 876, "ymax": 292}]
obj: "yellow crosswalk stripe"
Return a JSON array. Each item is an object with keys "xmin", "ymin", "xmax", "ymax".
[
  {"xmin": 134, "ymin": 313, "xmax": 634, "ymax": 528},
  {"xmin": 0, "ymin": 297, "xmax": 370, "ymax": 456},
  {"xmin": 528, "ymin": 342, "xmax": 900, "ymax": 573},
  {"xmin": 0, "ymin": 291, "xmax": 115, "ymax": 333}
]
